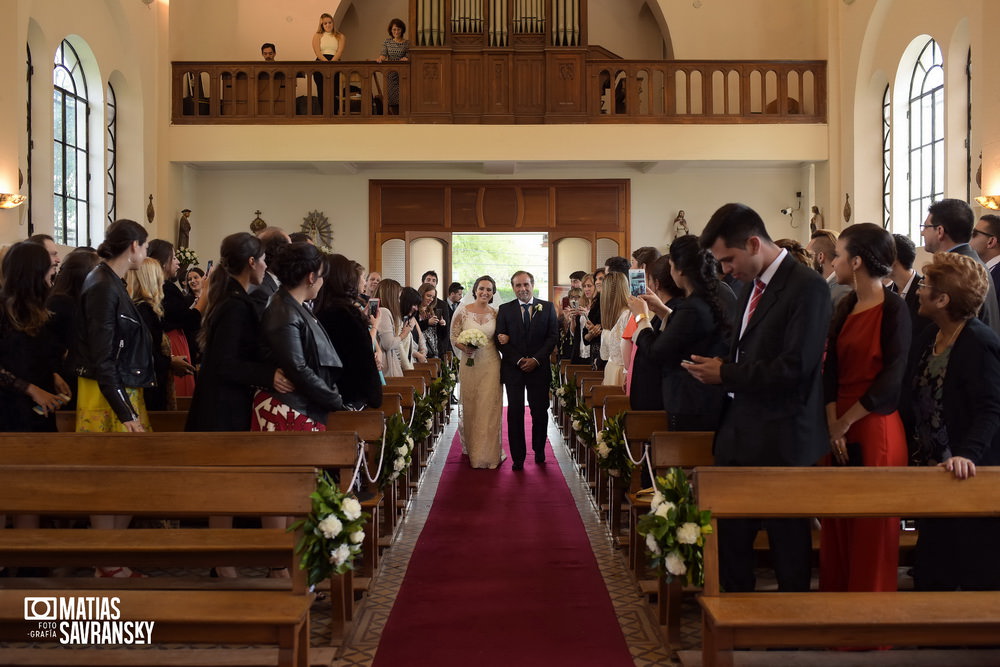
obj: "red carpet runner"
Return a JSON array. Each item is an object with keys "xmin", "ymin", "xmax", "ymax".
[{"xmin": 372, "ymin": 413, "xmax": 633, "ymax": 666}]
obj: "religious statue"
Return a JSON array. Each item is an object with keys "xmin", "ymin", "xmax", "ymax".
[
  {"xmin": 177, "ymin": 209, "xmax": 192, "ymax": 249},
  {"xmin": 673, "ymin": 210, "xmax": 689, "ymax": 240},
  {"xmin": 809, "ymin": 206, "xmax": 823, "ymax": 234}
]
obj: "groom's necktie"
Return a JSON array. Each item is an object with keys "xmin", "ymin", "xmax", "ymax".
[{"xmin": 521, "ymin": 302, "xmax": 531, "ymax": 328}]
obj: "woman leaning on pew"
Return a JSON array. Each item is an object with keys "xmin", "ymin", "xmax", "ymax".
[
  {"xmin": 819, "ymin": 223, "xmax": 910, "ymax": 593},
  {"xmin": 74, "ymin": 218, "xmax": 154, "ymax": 434},
  {"xmin": 907, "ymin": 251, "xmax": 1000, "ymax": 591},
  {"xmin": 254, "ymin": 242, "xmax": 344, "ymax": 431}
]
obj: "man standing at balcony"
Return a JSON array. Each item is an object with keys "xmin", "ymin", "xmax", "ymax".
[{"xmin": 261, "ymin": 43, "xmax": 276, "ymax": 62}]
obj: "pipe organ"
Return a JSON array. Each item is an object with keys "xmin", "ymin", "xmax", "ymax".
[{"xmin": 414, "ymin": 0, "xmax": 580, "ymax": 47}]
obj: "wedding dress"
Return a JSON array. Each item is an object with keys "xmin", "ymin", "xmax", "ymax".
[{"xmin": 451, "ymin": 305, "xmax": 504, "ymax": 469}]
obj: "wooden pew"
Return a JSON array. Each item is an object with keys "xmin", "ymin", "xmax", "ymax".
[
  {"xmin": 581, "ymin": 385, "xmax": 625, "ymax": 495},
  {"xmin": 610, "ymin": 410, "xmax": 670, "ymax": 549},
  {"xmin": 326, "ymin": 411, "xmax": 386, "ymax": 583},
  {"xmin": 0, "ymin": 464, "xmax": 315, "ymax": 667},
  {"xmin": 0, "ymin": 430, "xmax": 363, "ymax": 643},
  {"xmin": 56, "ymin": 410, "xmax": 189, "ymax": 433},
  {"xmin": 696, "ymin": 466, "xmax": 1000, "ymax": 665}
]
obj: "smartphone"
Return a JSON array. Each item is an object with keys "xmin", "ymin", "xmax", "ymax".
[
  {"xmin": 628, "ymin": 269, "xmax": 647, "ymax": 297},
  {"xmin": 680, "ymin": 359, "xmax": 695, "ymax": 365},
  {"xmin": 367, "ymin": 298, "xmax": 380, "ymax": 317},
  {"xmin": 205, "ymin": 260, "xmax": 213, "ymax": 274}
]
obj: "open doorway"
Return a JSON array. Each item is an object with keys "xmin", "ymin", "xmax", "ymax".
[{"xmin": 452, "ymin": 233, "xmax": 549, "ymax": 303}]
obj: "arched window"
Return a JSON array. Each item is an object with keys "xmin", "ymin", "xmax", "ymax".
[
  {"xmin": 106, "ymin": 82, "xmax": 117, "ymax": 227},
  {"xmin": 882, "ymin": 84, "xmax": 890, "ymax": 229},
  {"xmin": 53, "ymin": 40, "xmax": 90, "ymax": 247},
  {"xmin": 906, "ymin": 38, "xmax": 943, "ymax": 241},
  {"xmin": 965, "ymin": 48, "xmax": 972, "ymax": 204},
  {"xmin": 26, "ymin": 45, "xmax": 34, "ymax": 232}
]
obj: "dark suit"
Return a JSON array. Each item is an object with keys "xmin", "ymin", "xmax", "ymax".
[
  {"xmin": 248, "ymin": 272, "xmax": 280, "ymax": 308},
  {"xmin": 889, "ymin": 272, "xmax": 932, "ymax": 353},
  {"xmin": 950, "ymin": 244, "xmax": 1000, "ymax": 336},
  {"xmin": 495, "ymin": 298, "xmax": 559, "ymax": 464},
  {"xmin": 715, "ymin": 254, "xmax": 831, "ymax": 592}
]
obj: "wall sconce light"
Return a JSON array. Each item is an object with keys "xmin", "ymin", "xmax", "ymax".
[
  {"xmin": 976, "ymin": 195, "xmax": 1000, "ymax": 211},
  {"xmin": 0, "ymin": 193, "xmax": 27, "ymax": 209}
]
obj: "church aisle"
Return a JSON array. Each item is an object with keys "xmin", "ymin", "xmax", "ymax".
[{"xmin": 366, "ymin": 410, "xmax": 636, "ymax": 667}]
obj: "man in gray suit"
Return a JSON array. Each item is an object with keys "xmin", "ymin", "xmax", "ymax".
[{"xmin": 921, "ymin": 199, "xmax": 1000, "ymax": 336}]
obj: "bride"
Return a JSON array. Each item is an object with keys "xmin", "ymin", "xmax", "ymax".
[{"xmin": 450, "ymin": 275, "xmax": 505, "ymax": 469}]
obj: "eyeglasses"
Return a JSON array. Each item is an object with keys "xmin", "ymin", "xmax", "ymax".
[
  {"xmin": 921, "ymin": 224, "xmax": 941, "ymax": 230},
  {"xmin": 973, "ymin": 228, "xmax": 996, "ymax": 239}
]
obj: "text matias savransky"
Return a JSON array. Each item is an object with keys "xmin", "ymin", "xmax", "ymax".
[{"xmin": 24, "ymin": 596, "xmax": 155, "ymax": 645}]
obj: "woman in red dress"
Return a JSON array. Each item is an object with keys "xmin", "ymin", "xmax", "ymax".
[{"xmin": 820, "ymin": 223, "xmax": 911, "ymax": 592}]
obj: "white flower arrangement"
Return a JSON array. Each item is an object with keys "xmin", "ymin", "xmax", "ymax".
[
  {"xmin": 637, "ymin": 468, "xmax": 712, "ymax": 586},
  {"xmin": 175, "ymin": 247, "xmax": 199, "ymax": 267},
  {"xmin": 290, "ymin": 471, "xmax": 369, "ymax": 586},
  {"xmin": 378, "ymin": 413, "xmax": 413, "ymax": 486}
]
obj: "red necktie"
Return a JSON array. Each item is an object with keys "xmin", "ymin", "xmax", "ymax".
[{"xmin": 746, "ymin": 278, "xmax": 766, "ymax": 322}]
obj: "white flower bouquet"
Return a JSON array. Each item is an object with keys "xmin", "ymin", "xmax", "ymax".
[
  {"xmin": 175, "ymin": 246, "xmax": 199, "ymax": 268},
  {"xmin": 456, "ymin": 328, "xmax": 489, "ymax": 366},
  {"xmin": 290, "ymin": 471, "xmax": 369, "ymax": 586},
  {"xmin": 636, "ymin": 467, "xmax": 712, "ymax": 586}
]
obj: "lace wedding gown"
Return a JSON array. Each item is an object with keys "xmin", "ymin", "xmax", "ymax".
[{"xmin": 451, "ymin": 305, "xmax": 505, "ymax": 469}]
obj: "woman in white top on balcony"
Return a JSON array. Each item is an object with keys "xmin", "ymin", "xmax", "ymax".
[{"xmin": 312, "ymin": 13, "xmax": 345, "ymax": 61}]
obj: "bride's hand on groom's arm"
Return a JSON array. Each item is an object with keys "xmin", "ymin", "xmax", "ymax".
[{"xmin": 496, "ymin": 333, "xmax": 510, "ymax": 345}]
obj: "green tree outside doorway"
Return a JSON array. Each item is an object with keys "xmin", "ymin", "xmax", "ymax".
[{"xmin": 451, "ymin": 233, "xmax": 549, "ymax": 304}]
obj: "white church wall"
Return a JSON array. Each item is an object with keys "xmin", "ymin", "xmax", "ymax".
[{"xmin": 178, "ymin": 163, "xmax": 810, "ymax": 275}]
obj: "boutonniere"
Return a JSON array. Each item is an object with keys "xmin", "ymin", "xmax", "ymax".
[{"xmin": 533, "ymin": 303, "xmax": 543, "ymax": 314}]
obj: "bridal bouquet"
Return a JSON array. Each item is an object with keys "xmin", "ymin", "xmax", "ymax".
[
  {"xmin": 636, "ymin": 468, "xmax": 712, "ymax": 586},
  {"xmin": 456, "ymin": 329, "xmax": 489, "ymax": 366},
  {"xmin": 290, "ymin": 470, "xmax": 370, "ymax": 586}
]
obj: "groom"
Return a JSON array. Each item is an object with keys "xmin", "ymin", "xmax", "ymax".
[{"xmin": 495, "ymin": 271, "xmax": 559, "ymax": 470}]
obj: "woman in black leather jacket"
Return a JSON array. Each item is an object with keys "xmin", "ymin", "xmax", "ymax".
[
  {"xmin": 74, "ymin": 219, "xmax": 154, "ymax": 434},
  {"xmin": 253, "ymin": 243, "xmax": 344, "ymax": 431},
  {"xmin": 73, "ymin": 219, "xmax": 155, "ymax": 579}
]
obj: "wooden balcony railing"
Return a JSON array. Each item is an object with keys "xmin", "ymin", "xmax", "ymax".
[
  {"xmin": 587, "ymin": 60, "xmax": 826, "ymax": 123},
  {"xmin": 172, "ymin": 61, "xmax": 410, "ymax": 124},
  {"xmin": 171, "ymin": 57, "xmax": 825, "ymax": 125}
]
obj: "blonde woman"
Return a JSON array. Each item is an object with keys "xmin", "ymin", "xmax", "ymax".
[
  {"xmin": 127, "ymin": 258, "xmax": 194, "ymax": 411},
  {"xmin": 312, "ymin": 13, "xmax": 345, "ymax": 61},
  {"xmin": 373, "ymin": 279, "xmax": 412, "ymax": 378},
  {"xmin": 600, "ymin": 272, "xmax": 631, "ymax": 387}
]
